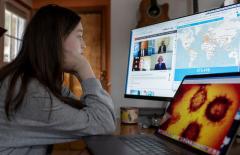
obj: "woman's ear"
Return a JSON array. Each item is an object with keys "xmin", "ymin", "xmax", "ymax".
[{"xmin": 0, "ymin": 27, "xmax": 7, "ymax": 37}]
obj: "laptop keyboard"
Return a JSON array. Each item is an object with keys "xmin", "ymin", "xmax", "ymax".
[{"xmin": 119, "ymin": 135, "xmax": 177, "ymax": 155}]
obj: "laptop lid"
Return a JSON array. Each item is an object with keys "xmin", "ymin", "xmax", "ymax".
[{"xmin": 156, "ymin": 72, "xmax": 240, "ymax": 155}]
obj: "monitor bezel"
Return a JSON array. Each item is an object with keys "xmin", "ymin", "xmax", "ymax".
[{"xmin": 124, "ymin": 94, "xmax": 172, "ymax": 101}]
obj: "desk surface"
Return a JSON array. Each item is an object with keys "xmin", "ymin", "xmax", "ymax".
[
  {"xmin": 51, "ymin": 122, "xmax": 155, "ymax": 155},
  {"xmin": 52, "ymin": 122, "xmax": 240, "ymax": 155}
]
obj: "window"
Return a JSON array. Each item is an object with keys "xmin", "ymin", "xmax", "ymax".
[{"xmin": 4, "ymin": 8, "xmax": 26, "ymax": 62}]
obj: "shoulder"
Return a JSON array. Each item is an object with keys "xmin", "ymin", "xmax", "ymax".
[
  {"xmin": 0, "ymin": 77, "xmax": 47, "ymax": 99},
  {"xmin": 28, "ymin": 79, "xmax": 74, "ymax": 98},
  {"xmin": 0, "ymin": 76, "xmax": 49, "ymax": 97},
  {"xmin": 27, "ymin": 79, "xmax": 51, "ymax": 98}
]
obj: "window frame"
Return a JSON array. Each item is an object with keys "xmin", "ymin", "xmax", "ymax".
[{"xmin": 0, "ymin": 0, "xmax": 31, "ymax": 66}]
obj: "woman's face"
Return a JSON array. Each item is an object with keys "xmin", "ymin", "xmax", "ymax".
[
  {"xmin": 63, "ymin": 22, "xmax": 86, "ymax": 55},
  {"xmin": 158, "ymin": 56, "xmax": 163, "ymax": 63}
]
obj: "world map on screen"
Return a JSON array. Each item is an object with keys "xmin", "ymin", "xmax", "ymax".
[{"xmin": 176, "ymin": 18, "xmax": 240, "ymax": 69}]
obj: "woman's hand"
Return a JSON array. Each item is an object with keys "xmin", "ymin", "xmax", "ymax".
[{"xmin": 63, "ymin": 51, "xmax": 95, "ymax": 81}]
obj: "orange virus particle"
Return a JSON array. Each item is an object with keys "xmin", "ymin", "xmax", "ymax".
[
  {"xmin": 205, "ymin": 96, "xmax": 232, "ymax": 122},
  {"xmin": 181, "ymin": 122, "xmax": 202, "ymax": 141},
  {"xmin": 189, "ymin": 86, "xmax": 207, "ymax": 112}
]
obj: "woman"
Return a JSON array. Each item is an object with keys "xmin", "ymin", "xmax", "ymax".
[
  {"xmin": 154, "ymin": 55, "xmax": 167, "ymax": 70},
  {"xmin": 0, "ymin": 4, "xmax": 115, "ymax": 155}
]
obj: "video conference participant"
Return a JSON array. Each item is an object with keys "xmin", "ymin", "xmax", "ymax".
[
  {"xmin": 154, "ymin": 55, "xmax": 167, "ymax": 70},
  {"xmin": 158, "ymin": 41, "xmax": 167, "ymax": 53},
  {"xmin": 138, "ymin": 41, "xmax": 148, "ymax": 56}
]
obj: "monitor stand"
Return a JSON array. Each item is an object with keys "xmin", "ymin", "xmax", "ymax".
[{"xmin": 138, "ymin": 106, "xmax": 168, "ymax": 128}]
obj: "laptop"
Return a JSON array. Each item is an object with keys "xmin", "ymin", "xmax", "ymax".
[{"xmin": 85, "ymin": 72, "xmax": 240, "ymax": 155}]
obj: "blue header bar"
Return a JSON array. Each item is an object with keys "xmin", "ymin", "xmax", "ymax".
[
  {"xmin": 174, "ymin": 66, "xmax": 239, "ymax": 81},
  {"xmin": 177, "ymin": 17, "xmax": 224, "ymax": 29}
]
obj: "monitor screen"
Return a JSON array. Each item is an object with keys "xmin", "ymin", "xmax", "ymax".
[{"xmin": 125, "ymin": 4, "xmax": 240, "ymax": 100}]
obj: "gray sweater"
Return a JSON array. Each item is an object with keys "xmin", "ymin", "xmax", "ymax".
[{"xmin": 0, "ymin": 78, "xmax": 116, "ymax": 155}]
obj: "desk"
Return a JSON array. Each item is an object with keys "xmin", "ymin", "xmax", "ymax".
[
  {"xmin": 51, "ymin": 122, "xmax": 154, "ymax": 155},
  {"xmin": 52, "ymin": 122, "xmax": 240, "ymax": 155}
]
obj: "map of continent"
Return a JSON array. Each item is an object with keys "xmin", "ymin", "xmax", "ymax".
[{"xmin": 176, "ymin": 18, "xmax": 240, "ymax": 69}]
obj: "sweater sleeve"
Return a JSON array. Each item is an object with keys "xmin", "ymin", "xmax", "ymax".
[{"xmin": 4, "ymin": 78, "xmax": 116, "ymax": 147}]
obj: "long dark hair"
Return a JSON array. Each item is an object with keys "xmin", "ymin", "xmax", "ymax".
[{"xmin": 0, "ymin": 5, "xmax": 85, "ymax": 120}]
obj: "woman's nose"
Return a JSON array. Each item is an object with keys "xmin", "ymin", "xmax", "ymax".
[{"xmin": 81, "ymin": 39, "xmax": 86, "ymax": 49}]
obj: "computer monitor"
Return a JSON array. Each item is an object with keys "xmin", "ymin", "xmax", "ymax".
[{"xmin": 125, "ymin": 4, "xmax": 240, "ymax": 101}]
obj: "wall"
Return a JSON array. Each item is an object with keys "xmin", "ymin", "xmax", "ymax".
[
  {"xmin": 110, "ymin": 0, "xmax": 224, "ymax": 117},
  {"xmin": 21, "ymin": 0, "xmax": 32, "ymax": 7},
  {"xmin": 198, "ymin": 0, "xmax": 223, "ymax": 12},
  {"xmin": 32, "ymin": 0, "xmax": 109, "ymax": 8}
]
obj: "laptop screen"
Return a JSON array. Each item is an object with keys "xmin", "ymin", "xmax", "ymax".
[{"xmin": 157, "ymin": 73, "xmax": 240, "ymax": 155}]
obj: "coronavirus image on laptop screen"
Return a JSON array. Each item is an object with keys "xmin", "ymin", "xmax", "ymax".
[
  {"xmin": 158, "ymin": 73, "xmax": 240, "ymax": 155},
  {"xmin": 125, "ymin": 4, "xmax": 240, "ymax": 101}
]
